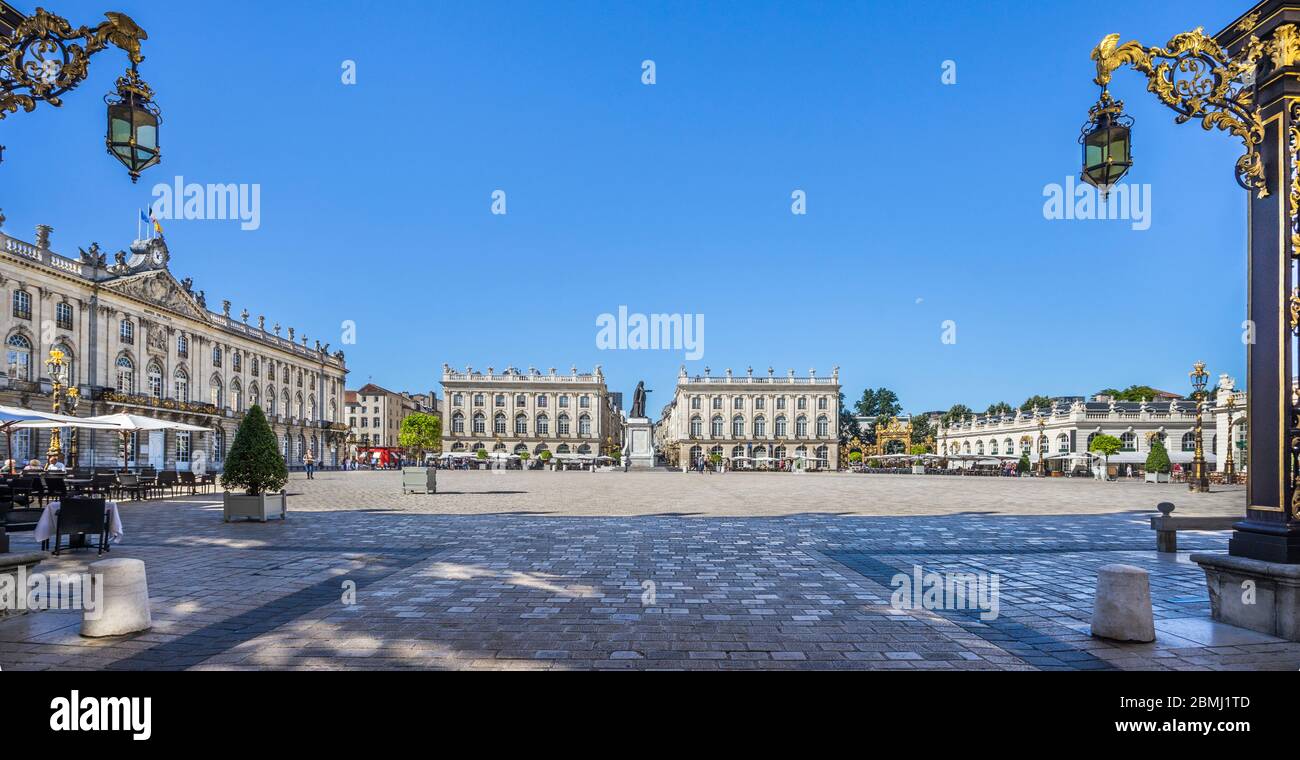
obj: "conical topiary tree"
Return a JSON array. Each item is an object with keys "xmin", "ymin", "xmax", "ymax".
[
  {"xmin": 222, "ymin": 405, "xmax": 287, "ymax": 495},
  {"xmin": 1145, "ymin": 436, "xmax": 1171, "ymax": 474}
]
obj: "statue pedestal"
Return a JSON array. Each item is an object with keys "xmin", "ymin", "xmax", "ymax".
[{"xmin": 625, "ymin": 418, "xmax": 656, "ymax": 470}]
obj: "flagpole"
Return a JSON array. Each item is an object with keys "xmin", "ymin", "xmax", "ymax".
[{"xmin": 137, "ymin": 210, "xmax": 141, "ymax": 242}]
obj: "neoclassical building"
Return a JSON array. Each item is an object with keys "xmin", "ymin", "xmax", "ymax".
[
  {"xmin": 439, "ymin": 364, "xmax": 622, "ymax": 458},
  {"xmin": 657, "ymin": 366, "xmax": 841, "ymax": 469},
  {"xmin": 937, "ymin": 375, "xmax": 1246, "ymax": 474},
  {"xmin": 0, "ymin": 221, "xmax": 350, "ymax": 470}
]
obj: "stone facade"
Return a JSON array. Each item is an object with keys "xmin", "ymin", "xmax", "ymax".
[
  {"xmin": 344, "ymin": 383, "xmax": 439, "ymax": 449},
  {"xmin": 657, "ymin": 366, "xmax": 841, "ymax": 469},
  {"xmin": 0, "ymin": 223, "xmax": 349, "ymax": 470},
  {"xmin": 440, "ymin": 364, "xmax": 621, "ymax": 459},
  {"xmin": 937, "ymin": 375, "xmax": 1245, "ymax": 474}
]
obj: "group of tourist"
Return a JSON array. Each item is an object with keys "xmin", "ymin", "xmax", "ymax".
[{"xmin": 1, "ymin": 455, "xmax": 67, "ymax": 475}]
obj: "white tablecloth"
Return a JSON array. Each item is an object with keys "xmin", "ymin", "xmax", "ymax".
[{"xmin": 32, "ymin": 500, "xmax": 124, "ymax": 544}]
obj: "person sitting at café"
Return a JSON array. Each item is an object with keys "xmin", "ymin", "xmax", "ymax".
[
  {"xmin": 22, "ymin": 458, "xmax": 43, "ymax": 473},
  {"xmin": 1, "ymin": 458, "xmax": 17, "ymax": 475},
  {"xmin": 45, "ymin": 455, "xmax": 66, "ymax": 472}
]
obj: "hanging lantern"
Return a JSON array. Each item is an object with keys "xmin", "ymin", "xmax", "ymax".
[
  {"xmin": 1079, "ymin": 90, "xmax": 1133, "ymax": 197},
  {"xmin": 105, "ymin": 65, "xmax": 162, "ymax": 183}
]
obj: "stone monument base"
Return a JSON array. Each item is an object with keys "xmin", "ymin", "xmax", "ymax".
[
  {"xmin": 625, "ymin": 417, "xmax": 656, "ymax": 470},
  {"xmin": 1191, "ymin": 552, "xmax": 1300, "ymax": 641}
]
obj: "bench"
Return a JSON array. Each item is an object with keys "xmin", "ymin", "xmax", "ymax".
[{"xmin": 1149, "ymin": 502, "xmax": 1237, "ymax": 552}]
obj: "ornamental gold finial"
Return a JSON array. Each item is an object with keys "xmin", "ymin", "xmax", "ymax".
[{"xmin": 1091, "ymin": 33, "xmax": 1150, "ymax": 88}]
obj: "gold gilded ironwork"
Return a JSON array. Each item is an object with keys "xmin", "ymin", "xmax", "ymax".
[
  {"xmin": 1090, "ymin": 27, "xmax": 1270, "ymax": 196},
  {"xmin": 1238, "ymin": 12, "xmax": 1263, "ymax": 35},
  {"xmin": 0, "ymin": 8, "xmax": 147, "ymax": 118}
]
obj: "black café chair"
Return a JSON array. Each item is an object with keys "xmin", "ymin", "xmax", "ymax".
[
  {"xmin": 178, "ymin": 471, "xmax": 197, "ymax": 495},
  {"xmin": 116, "ymin": 473, "xmax": 147, "ymax": 501},
  {"xmin": 43, "ymin": 475, "xmax": 67, "ymax": 502},
  {"xmin": 156, "ymin": 470, "xmax": 178, "ymax": 498},
  {"xmin": 52, "ymin": 497, "xmax": 110, "ymax": 557},
  {"xmin": 89, "ymin": 472, "xmax": 117, "ymax": 498}
]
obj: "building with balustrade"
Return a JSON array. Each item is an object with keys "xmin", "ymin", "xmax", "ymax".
[
  {"xmin": 656, "ymin": 365, "xmax": 841, "ymax": 469},
  {"xmin": 439, "ymin": 364, "xmax": 621, "ymax": 459},
  {"xmin": 936, "ymin": 375, "xmax": 1246, "ymax": 475},
  {"xmin": 0, "ymin": 220, "xmax": 350, "ymax": 470}
]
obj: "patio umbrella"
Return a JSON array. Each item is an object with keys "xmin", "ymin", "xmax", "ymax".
[
  {"xmin": 0, "ymin": 404, "xmax": 123, "ymax": 470},
  {"xmin": 73, "ymin": 413, "xmax": 212, "ymax": 470}
]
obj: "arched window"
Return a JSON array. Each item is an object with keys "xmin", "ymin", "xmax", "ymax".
[
  {"xmin": 1122, "ymin": 432, "xmax": 1138, "ymax": 452},
  {"xmin": 1057, "ymin": 434, "xmax": 1070, "ymax": 453},
  {"xmin": 711, "ymin": 415, "xmax": 724, "ymax": 437},
  {"xmin": 515, "ymin": 413, "xmax": 528, "ymax": 435},
  {"xmin": 55, "ymin": 301, "xmax": 73, "ymax": 329},
  {"xmin": 1004, "ymin": 438, "xmax": 1013, "ymax": 454},
  {"xmin": 119, "ymin": 318, "xmax": 134, "ymax": 344},
  {"xmin": 1039, "ymin": 436, "xmax": 1049, "ymax": 454},
  {"xmin": 558, "ymin": 413, "xmax": 571, "ymax": 436},
  {"xmin": 690, "ymin": 415, "xmax": 703, "ymax": 437},
  {"xmin": 732, "ymin": 415, "xmax": 745, "ymax": 437},
  {"xmin": 116, "ymin": 356, "xmax": 135, "ymax": 393},
  {"xmin": 1020, "ymin": 437, "xmax": 1031, "ymax": 455},
  {"xmin": 231, "ymin": 379, "xmax": 242, "ymax": 412},
  {"xmin": 173, "ymin": 368, "xmax": 189, "ymax": 402},
  {"xmin": 53, "ymin": 343, "xmax": 76, "ymax": 386},
  {"xmin": 775, "ymin": 415, "xmax": 787, "ymax": 438},
  {"xmin": 976, "ymin": 440, "xmax": 985, "ymax": 455},
  {"xmin": 754, "ymin": 416, "xmax": 766, "ymax": 437},
  {"xmin": 732, "ymin": 445, "xmax": 745, "ymax": 459},
  {"xmin": 472, "ymin": 412, "xmax": 485, "ymax": 434},
  {"xmin": 815, "ymin": 445, "xmax": 829, "ymax": 463},
  {"xmin": 308, "ymin": 396, "xmax": 317, "ymax": 420},
  {"xmin": 295, "ymin": 393, "xmax": 304, "ymax": 420},
  {"xmin": 11, "ymin": 290, "xmax": 31, "ymax": 320},
  {"xmin": 1181, "ymin": 432, "xmax": 1196, "ymax": 452},
  {"xmin": 452, "ymin": 411, "xmax": 465, "ymax": 434},
  {"xmin": 6, "ymin": 334, "xmax": 31, "ymax": 381},
  {"xmin": 689, "ymin": 445, "xmax": 703, "ymax": 462},
  {"xmin": 249, "ymin": 384, "xmax": 260, "ymax": 410},
  {"xmin": 494, "ymin": 412, "xmax": 507, "ymax": 435},
  {"xmin": 578, "ymin": 414, "xmax": 592, "ymax": 436},
  {"xmin": 963, "ymin": 441, "xmax": 971, "ymax": 454},
  {"xmin": 176, "ymin": 431, "xmax": 191, "ymax": 463},
  {"xmin": 176, "ymin": 333, "xmax": 188, "ymax": 357},
  {"xmin": 213, "ymin": 428, "xmax": 225, "ymax": 463},
  {"xmin": 816, "ymin": 415, "xmax": 829, "ymax": 437},
  {"xmin": 990, "ymin": 439, "xmax": 999, "ymax": 455},
  {"xmin": 536, "ymin": 413, "xmax": 549, "ymax": 436},
  {"xmin": 147, "ymin": 361, "xmax": 163, "ymax": 399},
  {"xmin": 796, "ymin": 415, "xmax": 808, "ymax": 437},
  {"xmin": 210, "ymin": 376, "xmax": 223, "ymax": 408},
  {"xmin": 281, "ymin": 390, "xmax": 290, "ymax": 417}
]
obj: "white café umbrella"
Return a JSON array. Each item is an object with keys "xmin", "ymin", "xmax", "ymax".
[
  {"xmin": 0, "ymin": 404, "xmax": 124, "ymax": 468},
  {"xmin": 74, "ymin": 413, "xmax": 211, "ymax": 470}
]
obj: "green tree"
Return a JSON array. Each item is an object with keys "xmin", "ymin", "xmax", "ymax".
[
  {"xmin": 1145, "ymin": 437, "xmax": 1171, "ymax": 473},
  {"xmin": 940, "ymin": 404, "xmax": 973, "ymax": 428},
  {"xmin": 838, "ymin": 391, "xmax": 862, "ymax": 444},
  {"xmin": 1088, "ymin": 434, "xmax": 1123, "ymax": 475},
  {"xmin": 848, "ymin": 451, "xmax": 863, "ymax": 464},
  {"xmin": 985, "ymin": 402, "xmax": 1014, "ymax": 416},
  {"xmin": 1020, "ymin": 395, "xmax": 1054, "ymax": 413},
  {"xmin": 1017, "ymin": 453, "xmax": 1031, "ymax": 474},
  {"xmin": 1098, "ymin": 385, "xmax": 1166, "ymax": 402},
  {"xmin": 909, "ymin": 444, "xmax": 928, "ymax": 456},
  {"xmin": 910, "ymin": 414, "xmax": 935, "ymax": 445},
  {"xmin": 222, "ymin": 405, "xmax": 288, "ymax": 496},
  {"xmin": 539, "ymin": 450, "xmax": 552, "ymax": 462},
  {"xmin": 398, "ymin": 412, "xmax": 442, "ymax": 463},
  {"xmin": 855, "ymin": 388, "xmax": 902, "ymax": 423},
  {"xmin": 476, "ymin": 448, "xmax": 488, "ymax": 461}
]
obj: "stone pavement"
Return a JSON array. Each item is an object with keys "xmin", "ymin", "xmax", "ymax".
[{"xmin": 2, "ymin": 470, "xmax": 1295, "ymax": 671}]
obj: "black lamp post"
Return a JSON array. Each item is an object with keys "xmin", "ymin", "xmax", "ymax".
[
  {"xmin": 1189, "ymin": 361, "xmax": 1210, "ymax": 494},
  {"xmin": 105, "ymin": 64, "xmax": 161, "ymax": 182}
]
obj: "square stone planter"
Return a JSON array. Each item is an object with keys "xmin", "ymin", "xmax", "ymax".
[
  {"xmin": 223, "ymin": 491, "xmax": 287, "ymax": 522},
  {"xmin": 402, "ymin": 467, "xmax": 437, "ymax": 494},
  {"xmin": 1145, "ymin": 472, "xmax": 1170, "ymax": 483}
]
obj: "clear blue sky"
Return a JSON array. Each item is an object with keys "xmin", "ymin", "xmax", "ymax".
[{"xmin": 1, "ymin": 0, "xmax": 1249, "ymax": 414}]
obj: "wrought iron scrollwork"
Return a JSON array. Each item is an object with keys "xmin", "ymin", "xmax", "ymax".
[
  {"xmin": 0, "ymin": 8, "xmax": 147, "ymax": 118},
  {"xmin": 1091, "ymin": 28, "xmax": 1270, "ymax": 197}
]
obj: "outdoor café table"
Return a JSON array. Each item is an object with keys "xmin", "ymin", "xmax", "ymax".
[
  {"xmin": 64, "ymin": 478, "xmax": 93, "ymax": 494},
  {"xmin": 32, "ymin": 499, "xmax": 124, "ymax": 546}
]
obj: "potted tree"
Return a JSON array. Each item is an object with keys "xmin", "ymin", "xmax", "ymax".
[
  {"xmin": 398, "ymin": 412, "xmax": 440, "ymax": 494},
  {"xmin": 709, "ymin": 452, "xmax": 723, "ymax": 472},
  {"xmin": 848, "ymin": 451, "xmax": 863, "ymax": 472},
  {"xmin": 909, "ymin": 444, "xmax": 928, "ymax": 474},
  {"xmin": 1088, "ymin": 434, "xmax": 1123, "ymax": 482},
  {"xmin": 519, "ymin": 451, "xmax": 531, "ymax": 470},
  {"xmin": 539, "ymin": 450, "xmax": 553, "ymax": 470},
  {"xmin": 1144, "ymin": 437, "xmax": 1171, "ymax": 483},
  {"xmin": 1016, "ymin": 453, "xmax": 1031, "ymax": 476},
  {"xmin": 222, "ymin": 405, "xmax": 289, "ymax": 522},
  {"xmin": 476, "ymin": 448, "xmax": 489, "ymax": 470}
]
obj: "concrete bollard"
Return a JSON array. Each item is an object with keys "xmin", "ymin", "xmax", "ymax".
[
  {"xmin": 1091, "ymin": 564, "xmax": 1155, "ymax": 642},
  {"xmin": 81, "ymin": 558, "xmax": 152, "ymax": 638}
]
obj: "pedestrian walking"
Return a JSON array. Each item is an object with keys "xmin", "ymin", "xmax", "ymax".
[{"xmin": 304, "ymin": 451, "xmax": 316, "ymax": 479}]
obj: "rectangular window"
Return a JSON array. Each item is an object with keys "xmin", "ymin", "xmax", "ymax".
[{"xmin": 12, "ymin": 291, "xmax": 30, "ymax": 320}]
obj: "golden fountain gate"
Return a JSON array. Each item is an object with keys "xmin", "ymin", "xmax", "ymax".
[{"xmin": 1081, "ymin": 1, "xmax": 1300, "ymax": 638}]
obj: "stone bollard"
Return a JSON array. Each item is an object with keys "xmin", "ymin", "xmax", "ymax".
[
  {"xmin": 1091, "ymin": 564, "xmax": 1155, "ymax": 642},
  {"xmin": 81, "ymin": 558, "xmax": 152, "ymax": 638}
]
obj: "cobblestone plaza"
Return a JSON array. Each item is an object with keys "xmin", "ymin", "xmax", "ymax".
[{"xmin": 3, "ymin": 471, "xmax": 1297, "ymax": 671}]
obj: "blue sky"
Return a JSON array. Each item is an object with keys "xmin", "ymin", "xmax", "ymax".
[{"xmin": 0, "ymin": 0, "xmax": 1249, "ymax": 414}]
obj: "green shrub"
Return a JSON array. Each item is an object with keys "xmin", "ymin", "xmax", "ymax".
[
  {"xmin": 1017, "ymin": 453, "xmax": 1030, "ymax": 474},
  {"xmin": 539, "ymin": 450, "xmax": 552, "ymax": 461},
  {"xmin": 1145, "ymin": 437, "xmax": 1171, "ymax": 473},
  {"xmin": 476, "ymin": 449, "xmax": 489, "ymax": 460},
  {"xmin": 221, "ymin": 405, "xmax": 287, "ymax": 495}
]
